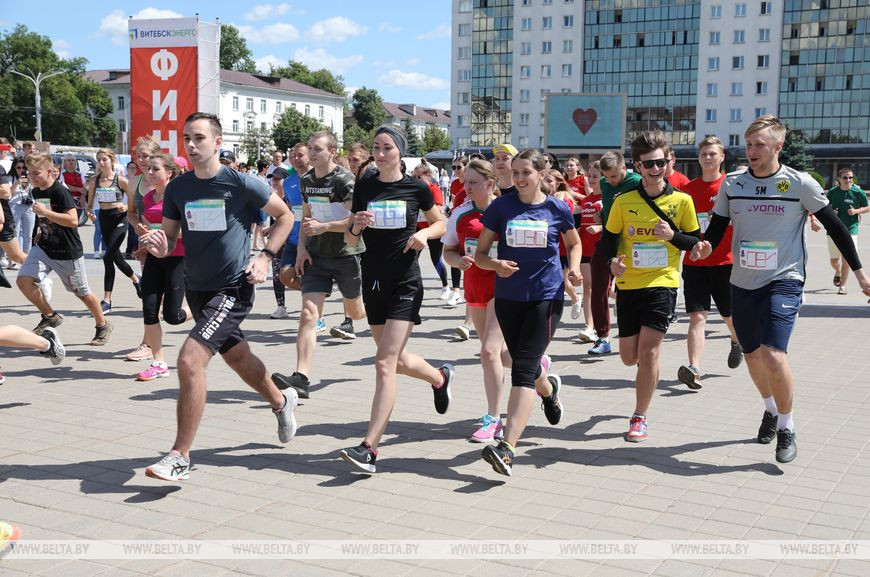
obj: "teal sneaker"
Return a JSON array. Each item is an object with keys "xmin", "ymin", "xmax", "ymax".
[{"xmin": 588, "ymin": 339, "xmax": 611, "ymax": 355}]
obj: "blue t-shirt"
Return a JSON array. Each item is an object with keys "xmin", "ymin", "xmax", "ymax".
[
  {"xmin": 482, "ymin": 193, "xmax": 574, "ymax": 301},
  {"xmin": 163, "ymin": 166, "xmax": 271, "ymax": 291},
  {"xmin": 283, "ymin": 168, "xmax": 303, "ymax": 245}
]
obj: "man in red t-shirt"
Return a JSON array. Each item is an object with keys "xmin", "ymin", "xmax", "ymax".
[
  {"xmin": 665, "ymin": 146, "xmax": 691, "ymax": 190},
  {"xmin": 677, "ymin": 136, "xmax": 742, "ymax": 390}
]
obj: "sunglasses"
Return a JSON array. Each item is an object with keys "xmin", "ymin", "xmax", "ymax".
[
  {"xmin": 841, "ymin": 176, "xmax": 854, "ymax": 180},
  {"xmin": 452, "ymin": 164, "xmax": 464, "ymax": 170},
  {"xmin": 640, "ymin": 158, "xmax": 668, "ymax": 169}
]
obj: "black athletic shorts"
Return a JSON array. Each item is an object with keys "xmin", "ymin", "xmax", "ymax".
[
  {"xmin": 616, "ymin": 286, "xmax": 677, "ymax": 337},
  {"xmin": 362, "ymin": 273, "xmax": 424, "ymax": 326},
  {"xmin": 0, "ymin": 199, "xmax": 15, "ymax": 242},
  {"xmin": 187, "ymin": 279, "xmax": 255, "ymax": 355},
  {"xmin": 682, "ymin": 264, "xmax": 733, "ymax": 316}
]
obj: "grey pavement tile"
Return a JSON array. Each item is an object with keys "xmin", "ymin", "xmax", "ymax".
[
  {"xmin": 771, "ymin": 561, "xmax": 839, "ymax": 576},
  {"xmin": 653, "ymin": 560, "xmax": 719, "ymax": 577},
  {"xmin": 831, "ymin": 559, "xmax": 870, "ymax": 576}
]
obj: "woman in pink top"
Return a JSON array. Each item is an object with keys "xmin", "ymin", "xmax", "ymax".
[{"xmin": 135, "ymin": 154, "xmax": 188, "ymax": 381}]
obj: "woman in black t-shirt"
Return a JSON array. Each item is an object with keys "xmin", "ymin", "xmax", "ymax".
[{"xmin": 338, "ymin": 126, "xmax": 456, "ymax": 474}]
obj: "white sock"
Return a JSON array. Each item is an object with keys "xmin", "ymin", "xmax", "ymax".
[
  {"xmin": 777, "ymin": 411, "xmax": 794, "ymax": 432},
  {"xmin": 762, "ymin": 396, "xmax": 778, "ymax": 416}
]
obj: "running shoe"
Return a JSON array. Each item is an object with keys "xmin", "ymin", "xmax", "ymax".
[
  {"xmin": 145, "ymin": 452, "xmax": 190, "ymax": 481},
  {"xmin": 432, "ymin": 363, "xmax": 455, "ymax": 414},
  {"xmin": 38, "ymin": 277, "xmax": 53, "ymax": 302},
  {"xmin": 0, "ymin": 368, "xmax": 5, "ymax": 386},
  {"xmin": 470, "ymin": 414, "xmax": 504, "ymax": 443},
  {"xmin": 272, "ymin": 371, "xmax": 310, "ymax": 399},
  {"xmin": 0, "ymin": 257, "xmax": 7, "ymax": 269},
  {"xmin": 275, "ymin": 389, "xmax": 299, "ymax": 443},
  {"xmin": 833, "ymin": 274, "xmax": 841, "ymax": 287},
  {"xmin": 40, "ymin": 327, "xmax": 65, "ymax": 366},
  {"xmin": 439, "ymin": 286, "xmax": 452, "ymax": 300},
  {"xmin": 727, "ymin": 341, "xmax": 744, "ymax": 369},
  {"xmin": 7, "ymin": 261, "xmax": 20, "ymax": 271},
  {"xmin": 757, "ymin": 411, "xmax": 778, "ymax": 444},
  {"xmin": 330, "ymin": 317, "xmax": 356, "ymax": 340},
  {"xmin": 588, "ymin": 338, "xmax": 611, "ymax": 355},
  {"xmin": 125, "ymin": 343, "xmax": 153, "ymax": 361},
  {"xmin": 315, "ymin": 318, "xmax": 327, "ymax": 332},
  {"xmin": 270, "ymin": 305, "xmax": 288, "ymax": 319},
  {"xmin": 446, "ymin": 292, "xmax": 463, "ymax": 307},
  {"xmin": 137, "ymin": 362, "xmax": 170, "ymax": 381},
  {"xmin": 33, "ymin": 312, "xmax": 63, "ymax": 336},
  {"xmin": 0, "ymin": 521, "xmax": 21, "ymax": 560},
  {"xmin": 541, "ymin": 374, "xmax": 563, "ymax": 425},
  {"xmin": 340, "ymin": 442, "xmax": 377, "ymax": 473},
  {"xmin": 100, "ymin": 300, "xmax": 112, "ymax": 313},
  {"xmin": 775, "ymin": 429, "xmax": 797, "ymax": 463},
  {"xmin": 454, "ymin": 324, "xmax": 471, "ymax": 341},
  {"xmin": 577, "ymin": 326, "xmax": 596, "ymax": 344},
  {"xmin": 570, "ymin": 301, "xmax": 582, "ymax": 320},
  {"xmin": 838, "ymin": 287, "xmax": 848, "ymax": 295},
  {"xmin": 92, "ymin": 251, "xmax": 102, "ymax": 259},
  {"xmin": 90, "ymin": 321, "xmax": 112, "ymax": 346},
  {"xmin": 481, "ymin": 439, "xmax": 514, "ymax": 477},
  {"xmin": 677, "ymin": 364, "xmax": 702, "ymax": 390},
  {"xmin": 625, "ymin": 415, "xmax": 648, "ymax": 442},
  {"xmin": 134, "ymin": 281, "xmax": 142, "ymax": 299}
]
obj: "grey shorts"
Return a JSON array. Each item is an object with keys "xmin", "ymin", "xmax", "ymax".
[
  {"xmin": 20, "ymin": 245, "xmax": 91, "ymax": 297},
  {"xmin": 301, "ymin": 254, "xmax": 362, "ymax": 299}
]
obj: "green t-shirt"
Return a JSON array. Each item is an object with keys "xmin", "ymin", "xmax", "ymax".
[
  {"xmin": 600, "ymin": 171, "xmax": 642, "ymax": 226},
  {"xmin": 826, "ymin": 184, "xmax": 868, "ymax": 234}
]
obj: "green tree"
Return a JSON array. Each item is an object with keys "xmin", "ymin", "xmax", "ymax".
[
  {"xmin": 0, "ymin": 25, "xmax": 115, "ymax": 146},
  {"xmin": 269, "ymin": 61, "xmax": 345, "ymax": 96},
  {"xmin": 240, "ymin": 127, "xmax": 275, "ymax": 164},
  {"xmin": 220, "ymin": 25, "xmax": 257, "ymax": 73},
  {"xmin": 421, "ymin": 126, "xmax": 450, "ymax": 155},
  {"xmin": 270, "ymin": 107, "xmax": 326, "ymax": 154},
  {"xmin": 402, "ymin": 118, "xmax": 421, "ymax": 157},
  {"xmin": 342, "ymin": 124, "xmax": 372, "ymax": 150},
  {"xmin": 351, "ymin": 87, "xmax": 386, "ymax": 133},
  {"xmin": 780, "ymin": 124, "xmax": 814, "ymax": 171}
]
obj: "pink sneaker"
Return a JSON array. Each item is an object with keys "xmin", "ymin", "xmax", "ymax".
[
  {"xmin": 470, "ymin": 415, "xmax": 503, "ymax": 443},
  {"xmin": 625, "ymin": 415, "xmax": 648, "ymax": 442},
  {"xmin": 137, "ymin": 362, "xmax": 170, "ymax": 381}
]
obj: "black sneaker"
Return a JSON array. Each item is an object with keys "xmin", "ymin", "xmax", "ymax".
[
  {"xmin": 33, "ymin": 312, "xmax": 63, "ymax": 336},
  {"xmin": 432, "ymin": 363, "xmax": 454, "ymax": 414},
  {"xmin": 775, "ymin": 429, "xmax": 797, "ymax": 463},
  {"xmin": 272, "ymin": 372, "xmax": 310, "ymax": 399},
  {"xmin": 40, "ymin": 327, "xmax": 65, "ymax": 365},
  {"xmin": 481, "ymin": 440, "xmax": 514, "ymax": 477},
  {"xmin": 329, "ymin": 317, "xmax": 356, "ymax": 340},
  {"xmin": 727, "ymin": 341, "xmax": 744, "ymax": 369},
  {"xmin": 134, "ymin": 280, "xmax": 142, "ymax": 299},
  {"xmin": 541, "ymin": 374, "xmax": 563, "ymax": 425},
  {"xmin": 340, "ymin": 442, "xmax": 377, "ymax": 473},
  {"xmin": 757, "ymin": 411, "xmax": 778, "ymax": 444}
]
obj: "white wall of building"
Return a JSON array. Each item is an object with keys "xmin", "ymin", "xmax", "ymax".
[{"xmin": 451, "ymin": 0, "xmax": 473, "ymax": 149}]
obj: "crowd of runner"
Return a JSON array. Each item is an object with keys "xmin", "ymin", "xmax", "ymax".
[{"xmin": 1, "ymin": 112, "xmax": 868, "ymax": 482}]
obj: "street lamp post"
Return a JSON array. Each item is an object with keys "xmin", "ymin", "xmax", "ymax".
[{"xmin": 10, "ymin": 68, "xmax": 63, "ymax": 141}]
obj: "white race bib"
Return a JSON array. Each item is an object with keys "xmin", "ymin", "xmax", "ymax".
[
  {"xmin": 368, "ymin": 200, "xmax": 407, "ymax": 229},
  {"xmin": 505, "ymin": 219, "xmax": 548, "ymax": 248},
  {"xmin": 416, "ymin": 210, "xmax": 428, "ymax": 223},
  {"xmin": 308, "ymin": 196, "xmax": 349, "ymax": 222},
  {"xmin": 95, "ymin": 187, "xmax": 117, "ymax": 203},
  {"xmin": 149, "ymin": 222, "xmax": 162, "ymax": 230},
  {"xmin": 739, "ymin": 241, "xmax": 778, "ymax": 270},
  {"xmin": 631, "ymin": 241, "xmax": 668, "ymax": 268},
  {"xmin": 464, "ymin": 237, "xmax": 498, "ymax": 259},
  {"xmin": 291, "ymin": 204, "xmax": 304, "ymax": 222},
  {"xmin": 184, "ymin": 199, "xmax": 227, "ymax": 232},
  {"xmin": 697, "ymin": 211, "xmax": 710, "ymax": 233}
]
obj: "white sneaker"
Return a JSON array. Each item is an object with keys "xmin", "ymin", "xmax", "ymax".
[
  {"xmin": 439, "ymin": 286, "xmax": 452, "ymax": 300},
  {"xmin": 446, "ymin": 292, "xmax": 463, "ymax": 307},
  {"xmin": 275, "ymin": 389, "xmax": 299, "ymax": 443},
  {"xmin": 578, "ymin": 326, "xmax": 596, "ymax": 343},
  {"xmin": 270, "ymin": 305, "xmax": 289, "ymax": 319},
  {"xmin": 454, "ymin": 325, "xmax": 471, "ymax": 341},
  {"xmin": 145, "ymin": 452, "xmax": 190, "ymax": 481},
  {"xmin": 570, "ymin": 301, "xmax": 582, "ymax": 320},
  {"xmin": 38, "ymin": 277, "xmax": 53, "ymax": 302},
  {"xmin": 92, "ymin": 252, "xmax": 102, "ymax": 259},
  {"xmin": 0, "ymin": 257, "xmax": 8, "ymax": 268}
]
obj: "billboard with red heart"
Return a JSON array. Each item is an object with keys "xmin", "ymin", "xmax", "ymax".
[{"xmin": 545, "ymin": 93, "xmax": 626, "ymax": 153}]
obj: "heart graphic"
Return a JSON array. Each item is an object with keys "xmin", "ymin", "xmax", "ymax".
[{"xmin": 572, "ymin": 108, "xmax": 598, "ymax": 135}]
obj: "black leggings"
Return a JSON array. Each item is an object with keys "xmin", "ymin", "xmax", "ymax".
[
  {"xmin": 494, "ymin": 298, "xmax": 563, "ymax": 389},
  {"xmin": 426, "ymin": 238, "xmax": 448, "ymax": 286},
  {"xmin": 141, "ymin": 254, "xmax": 186, "ymax": 325},
  {"xmin": 98, "ymin": 208, "xmax": 135, "ymax": 293},
  {"xmin": 272, "ymin": 254, "xmax": 285, "ymax": 307},
  {"xmin": 450, "ymin": 266, "xmax": 461, "ymax": 289}
]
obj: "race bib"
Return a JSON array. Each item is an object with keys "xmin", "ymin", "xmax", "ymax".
[
  {"xmin": 308, "ymin": 196, "xmax": 348, "ymax": 222},
  {"xmin": 184, "ymin": 199, "xmax": 226, "ymax": 232},
  {"xmin": 739, "ymin": 241, "xmax": 778, "ymax": 270},
  {"xmin": 149, "ymin": 222, "xmax": 162, "ymax": 230},
  {"xmin": 464, "ymin": 237, "xmax": 498, "ymax": 259},
  {"xmin": 368, "ymin": 200, "xmax": 407, "ymax": 229},
  {"xmin": 697, "ymin": 211, "xmax": 710, "ymax": 233},
  {"xmin": 417, "ymin": 210, "xmax": 428, "ymax": 223},
  {"xmin": 95, "ymin": 187, "xmax": 117, "ymax": 203},
  {"xmin": 632, "ymin": 242, "xmax": 668, "ymax": 268},
  {"xmin": 291, "ymin": 204, "xmax": 304, "ymax": 222},
  {"xmin": 505, "ymin": 219, "xmax": 548, "ymax": 248},
  {"xmin": 35, "ymin": 198, "xmax": 51, "ymax": 208}
]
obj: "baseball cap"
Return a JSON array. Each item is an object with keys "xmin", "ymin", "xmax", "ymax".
[
  {"xmin": 270, "ymin": 167, "xmax": 290, "ymax": 180},
  {"xmin": 219, "ymin": 150, "xmax": 236, "ymax": 163},
  {"xmin": 492, "ymin": 143, "xmax": 518, "ymax": 156},
  {"xmin": 174, "ymin": 156, "xmax": 189, "ymax": 169}
]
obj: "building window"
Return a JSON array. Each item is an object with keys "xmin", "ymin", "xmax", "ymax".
[
  {"xmin": 755, "ymin": 107, "xmax": 766, "ymax": 118},
  {"xmin": 613, "ymin": 35, "xmax": 622, "ymax": 48},
  {"xmin": 118, "ymin": 119, "xmax": 126, "ymax": 132},
  {"xmin": 731, "ymin": 82, "xmax": 743, "ymax": 96},
  {"xmin": 615, "ymin": 9, "xmax": 623, "ymax": 22},
  {"xmin": 232, "ymin": 96, "xmax": 239, "ymax": 111},
  {"xmin": 735, "ymin": 3, "xmax": 746, "ymax": 16},
  {"xmin": 562, "ymin": 64, "xmax": 572, "ymax": 77},
  {"xmin": 318, "ymin": 106, "xmax": 324, "ymax": 120},
  {"xmin": 520, "ymin": 66, "xmax": 530, "ymax": 79},
  {"xmin": 519, "ymin": 113, "xmax": 529, "ymax": 126},
  {"xmin": 788, "ymin": 77, "xmax": 797, "ymax": 92},
  {"xmin": 705, "ymin": 109, "xmax": 717, "ymax": 122},
  {"xmin": 637, "ymin": 33, "xmax": 645, "ymax": 47},
  {"xmin": 522, "ymin": 0, "xmax": 531, "ymax": 5},
  {"xmin": 232, "ymin": 120, "xmax": 239, "ymax": 132},
  {"xmin": 757, "ymin": 55, "xmax": 769, "ymax": 68},
  {"xmin": 732, "ymin": 56, "xmax": 744, "ymax": 70},
  {"xmin": 760, "ymin": 1, "xmax": 772, "ymax": 15},
  {"xmin": 117, "ymin": 96, "xmax": 125, "ymax": 111},
  {"xmin": 246, "ymin": 98, "xmax": 254, "ymax": 111},
  {"xmin": 521, "ymin": 42, "xmax": 531, "ymax": 55},
  {"xmin": 541, "ymin": 64, "xmax": 551, "ymax": 78},
  {"xmin": 521, "ymin": 18, "xmax": 532, "ymax": 30},
  {"xmin": 711, "ymin": 5, "xmax": 722, "ymax": 18},
  {"xmin": 540, "ymin": 113, "xmax": 545, "ymax": 126},
  {"xmin": 756, "ymin": 81, "xmax": 768, "ymax": 95},
  {"xmin": 730, "ymin": 108, "xmax": 742, "ymax": 122},
  {"xmin": 729, "ymin": 134, "xmax": 740, "ymax": 146},
  {"xmin": 734, "ymin": 30, "xmax": 745, "ymax": 44},
  {"xmin": 518, "ymin": 136, "xmax": 529, "ymax": 147},
  {"xmin": 543, "ymin": 0, "xmax": 552, "ymax": 4},
  {"xmin": 458, "ymin": 23, "xmax": 470, "ymax": 36},
  {"xmin": 758, "ymin": 28, "xmax": 770, "ymax": 42},
  {"xmin": 259, "ymin": 99, "xmax": 266, "ymax": 113},
  {"xmin": 291, "ymin": 102, "xmax": 296, "ymax": 109},
  {"xmin": 457, "ymin": 92, "xmax": 470, "ymax": 105},
  {"xmin": 520, "ymin": 89, "xmax": 530, "ymax": 102},
  {"xmin": 542, "ymin": 17, "xmax": 552, "ymax": 30},
  {"xmin": 246, "ymin": 121, "xmax": 254, "ymax": 131},
  {"xmin": 708, "ymin": 57, "xmax": 720, "ymax": 71},
  {"xmin": 540, "ymin": 89, "xmax": 549, "ymax": 101},
  {"xmin": 276, "ymin": 102, "xmax": 283, "ymax": 114},
  {"xmin": 458, "ymin": 0, "xmax": 472, "ymax": 12},
  {"xmin": 563, "ymin": 39, "xmax": 573, "ymax": 53},
  {"xmin": 304, "ymin": 104, "xmax": 310, "ymax": 116},
  {"xmin": 563, "ymin": 15, "xmax": 574, "ymax": 27},
  {"xmin": 233, "ymin": 144, "xmax": 240, "ymax": 156},
  {"xmin": 458, "ymin": 46, "xmax": 471, "ymax": 59},
  {"xmin": 709, "ymin": 31, "xmax": 720, "ymax": 45},
  {"xmin": 260, "ymin": 122, "xmax": 267, "ymax": 131},
  {"xmin": 457, "ymin": 115, "xmax": 468, "ymax": 127},
  {"xmin": 458, "ymin": 69, "xmax": 471, "ymax": 81},
  {"xmin": 542, "ymin": 41, "xmax": 552, "ymax": 54},
  {"xmin": 706, "ymin": 83, "xmax": 718, "ymax": 97},
  {"xmin": 815, "ymin": 77, "xmax": 824, "ymax": 91}
]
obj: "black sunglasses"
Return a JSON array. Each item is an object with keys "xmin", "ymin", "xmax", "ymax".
[
  {"xmin": 841, "ymin": 176, "xmax": 854, "ymax": 180},
  {"xmin": 640, "ymin": 158, "xmax": 668, "ymax": 169},
  {"xmin": 452, "ymin": 164, "xmax": 464, "ymax": 170}
]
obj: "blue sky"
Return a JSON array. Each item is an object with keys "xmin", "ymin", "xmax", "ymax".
[{"xmin": 4, "ymin": 2, "xmax": 452, "ymax": 110}]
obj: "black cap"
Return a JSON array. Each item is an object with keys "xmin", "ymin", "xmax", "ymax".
[
  {"xmin": 271, "ymin": 167, "xmax": 290, "ymax": 180},
  {"xmin": 219, "ymin": 150, "xmax": 236, "ymax": 163}
]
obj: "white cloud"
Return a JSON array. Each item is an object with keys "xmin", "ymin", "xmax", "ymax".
[
  {"xmin": 378, "ymin": 70, "xmax": 448, "ymax": 91},
  {"xmin": 244, "ymin": 3, "xmax": 292, "ymax": 21},
  {"xmin": 292, "ymin": 47, "xmax": 363, "ymax": 74},
  {"xmin": 378, "ymin": 22, "xmax": 402, "ymax": 34},
  {"xmin": 96, "ymin": 8, "xmax": 183, "ymax": 45},
  {"xmin": 306, "ymin": 17, "xmax": 367, "ymax": 44},
  {"xmin": 415, "ymin": 24, "xmax": 450, "ymax": 40},
  {"xmin": 53, "ymin": 39, "xmax": 71, "ymax": 59},
  {"xmin": 236, "ymin": 22, "xmax": 300, "ymax": 44},
  {"xmin": 254, "ymin": 54, "xmax": 285, "ymax": 73},
  {"xmin": 429, "ymin": 101, "xmax": 451, "ymax": 111}
]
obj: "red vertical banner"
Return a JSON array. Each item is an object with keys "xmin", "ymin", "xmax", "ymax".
[{"xmin": 129, "ymin": 18, "xmax": 199, "ymax": 158}]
